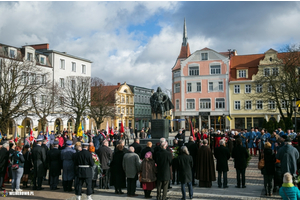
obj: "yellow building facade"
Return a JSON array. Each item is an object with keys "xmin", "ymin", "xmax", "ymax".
[
  {"xmin": 114, "ymin": 83, "xmax": 135, "ymax": 129},
  {"xmin": 229, "ymin": 49, "xmax": 299, "ymax": 130}
]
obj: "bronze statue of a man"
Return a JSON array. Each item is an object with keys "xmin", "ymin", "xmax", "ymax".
[{"xmin": 150, "ymin": 87, "xmax": 174, "ymax": 119}]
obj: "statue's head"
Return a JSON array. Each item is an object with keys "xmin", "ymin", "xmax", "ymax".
[{"xmin": 157, "ymin": 87, "xmax": 162, "ymax": 93}]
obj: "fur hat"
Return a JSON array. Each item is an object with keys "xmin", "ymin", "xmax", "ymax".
[{"xmin": 283, "ymin": 172, "xmax": 293, "ymax": 183}]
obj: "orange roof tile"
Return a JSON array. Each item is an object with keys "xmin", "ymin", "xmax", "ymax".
[
  {"xmin": 229, "ymin": 54, "xmax": 264, "ymax": 82},
  {"xmin": 172, "ymin": 59, "xmax": 181, "ymax": 71},
  {"xmin": 178, "ymin": 43, "xmax": 191, "ymax": 59}
]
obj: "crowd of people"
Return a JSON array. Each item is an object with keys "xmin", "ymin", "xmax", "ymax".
[{"xmin": 1, "ymin": 125, "xmax": 300, "ymax": 200}]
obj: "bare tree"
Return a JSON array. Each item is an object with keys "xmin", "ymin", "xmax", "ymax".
[
  {"xmin": 57, "ymin": 76, "xmax": 91, "ymax": 132},
  {"xmin": 0, "ymin": 54, "xmax": 50, "ymax": 135},
  {"xmin": 31, "ymin": 82, "xmax": 59, "ymax": 133},
  {"xmin": 90, "ymin": 77, "xmax": 116, "ymax": 129},
  {"xmin": 248, "ymin": 44, "xmax": 300, "ymax": 128}
]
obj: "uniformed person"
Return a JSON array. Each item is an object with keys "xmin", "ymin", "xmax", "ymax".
[
  {"xmin": 74, "ymin": 143, "xmax": 94, "ymax": 200},
  {"xmin": 31, "ymin": 138, "xmax": 46, "ymax": 190},
  {"xmin": 48, "ymin": 141, "xmax": 61, "ymax": 190},
  {"xmin": 61, "ymin": 140, "xmax": 76, "ymax": 192}
]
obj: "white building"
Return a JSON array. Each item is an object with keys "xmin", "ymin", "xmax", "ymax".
[{"xmin": 0, "ymin": 43, "xmax": 92, "ymax": 138}]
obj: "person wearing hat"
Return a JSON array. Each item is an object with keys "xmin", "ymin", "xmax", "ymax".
[
  {"xmin": 247, "ymin": 127, "xmax": 257, "ymax": 156},
  {"xmin": 31, "ymin": 138, "xmax": 47, "ymax": 190},
  {"xmin": 50, "ymin": 131, "xmax": 55, "ymax": 149},
  {"xmin": 279, "ymin": 172, "xmax": 300, "ymax": 199},
  {"xmin": 74, "ymin": 143, "xmax": 94, "ymax": 200},
  {"xmin": 140, "ymin": 151, "xmax": 157, "ymax": 198},
  {"xmin": 37, "ymin": 131, "xmax": 45, "ymax": 140},
  {"xmin": 276, "ymin": 137, "xmax": 299, "ymax": 179},
  {"xmin": 47, "ymin": 141, "xmax": 61, "ymax": 190},
  {"xmin": 61, "ymin": 140, "xmax": 76, "ymax": 192}
]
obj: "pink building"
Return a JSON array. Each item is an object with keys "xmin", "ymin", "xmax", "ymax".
[{"xmin": 172, "ymin": 20, "xmax": 231, "ymax": 131}]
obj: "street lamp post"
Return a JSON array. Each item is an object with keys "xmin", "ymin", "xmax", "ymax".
[{"xmin": 222, "ymin": 114, "xmax": 225, "ymax": 132}]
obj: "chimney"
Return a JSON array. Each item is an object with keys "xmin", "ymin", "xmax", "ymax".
[
  {"xmin": 28, "ymin": 43, "xmax": 49, "ymax": 50},
  {"xmin": 117, "ymin": 83, "xmax": 121, "ymax": 86}
]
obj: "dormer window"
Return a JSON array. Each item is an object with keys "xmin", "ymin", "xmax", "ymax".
[
  {"xmin": 27, "ymin": 52, "xmax": 33, "ymax": 61},
  {"xmin": 10, "ymin": 49, "xmax": 16, "ymax": 58},
  {"xmin": 201, "ymin": 53, "xmax": 208, "ymax": 60},
  {"xmin": 39, "ymin": 55, "xmax": 46, "ymax": 65},
  {"xmin": 269, "ymin": 57, "xmax": 272, "ymax": 62}
]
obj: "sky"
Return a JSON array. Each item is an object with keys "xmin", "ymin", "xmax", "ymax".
[{"xmin": 1, "ymin": 1, "xmax": 300, "ymax": 91}]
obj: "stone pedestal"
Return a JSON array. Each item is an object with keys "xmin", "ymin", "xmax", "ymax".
[{"xmin": 151, "ymin": 119, "xmax": 169, "ymax": 139}]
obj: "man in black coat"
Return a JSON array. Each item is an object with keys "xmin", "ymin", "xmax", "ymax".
[
  {"xmin": 156, "ymin": 142, "xmax": 172, "ymax": 200},
  {"xmin": 214, "ymin": 139, "xmax": 230, "ymax": 188},
  {"xmin": 176, "ymin": 146, "xmax": 193, "ymax": 200},
  {"xmin": 129, "ymin": 138, "xmax": 142, "ymax": 157},
  {"xmin": 47, "ymin": 141, "xmax": 61, "ymax": 190},
  {"xmin": 0, "ymin": 142, "xmax": 9, "ymax": 191},
  {"xmin": 42, "ymin": 139, "xmax": 49, "ymax": 181},
  {"xmin": 232, "ymin": 138, "xmax": 249, "ymax": 188},
  {"xmin": 74, "ymin": 143, "xmax": 94, "ymax": 200},
  {"xmin": 96, "ymin": 140, "xmax": 112, "ymax": 189},
  {"xmin": 140, "ymin": 141, "xmax": 153, "ymax": 160},
  {"xmin": 31, "ymin": 138, "xmax": 47, "ymax": 190},
  {"xmin": 185, "ymin": 136, "xmax": 198, "ymax": 185}
]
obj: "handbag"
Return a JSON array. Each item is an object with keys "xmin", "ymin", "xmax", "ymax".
[
  {"xmin": 258, "ymin": 155, "xmax": 265, "ymax": 170},
  {"xmin": 138, "ymin": 172, "xmax": 142, "ymax": 182}
]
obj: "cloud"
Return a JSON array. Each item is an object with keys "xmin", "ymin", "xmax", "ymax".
[{"xmin": 1, "ymin": 1, "xmax": 300, "ymax": 92}]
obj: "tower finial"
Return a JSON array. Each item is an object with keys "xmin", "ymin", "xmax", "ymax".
[{"xmin": 182, "ymin": 18, "xmax": 188, "ymax": 46}]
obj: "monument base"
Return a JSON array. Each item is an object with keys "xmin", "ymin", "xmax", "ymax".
[{"xmin": 151, "ymin": 119, "xmax": 169, "ymax": 139}]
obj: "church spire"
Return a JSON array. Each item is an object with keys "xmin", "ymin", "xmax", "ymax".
[
  {"xmin": 182, "ymin": 18, "xmax": 188, "ymax": 46},
  {"xmin": 177, "ymin": 18, "xmax": 191, "ymax": 59}
]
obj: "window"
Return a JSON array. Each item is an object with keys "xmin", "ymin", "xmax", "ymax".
[
  {"xmin": 175, "ymin": 83, "xmax": 180, "ymax": 93},
  {"xmin": 196, "ymin": 82, "xmax": 201, "ymax": 92},
  {"xmin": 209, "ymin": 82, "xmax": 213, "ymax": 91},
  {"xmin": 130, "ymin": 108, "xmax": 132, "ymax": 114},
  {"xmin": 121, "ymin": 107, "xmax": 124, "ymax": 114},
  {"xmin": 218, "ymin": 81, "xmax": 223, "ymax": 91},
  {"xmin": 189, "ymin": 66, "xmax": 199, "ymax": 76},
  {"xmin": 9, "ymin": 49, "xmax": 16, "ymax": 58},
  {"xmin": 234, "ymin": 85, "xmax": 240, "ymax": 94},
  {"xmin": 41, "ymin": 95, "xmax": 46, "ymax": 104},
  {"xmin": 281, "ymin": 84, "xmax": 286, "ymax": 92},
  {"xmin": 187, "ymin": 83, "xmax": 192, "ymax": 92},
  {"xmin": 118, "ymin": 107, "xmax": 120, "ymax": 114},
  {"xmin": 126, "ymin": 108, "xmax": 128, "ymax": 114},
  {"xmin": 272, "ymin": 68, "xmax": 279, "ymax": 76},
  {"xmin": 268, "ymin": 84, "xmax": 274, "ymax": 92},
  {"xmin": 82, "ymin": 65, "xmax": 86, "ymax": 74},
  {"xmin": 41, "ymin": 75, "xmax": 46, "ymax": 85},
  {"xmin": 60, "ymin": 59, "xmax": 65, "ymax": 69},
  {"xmin": 72, "ymin": 62, "xmax": 76, "ymax": 72},
  {"xmin": 245, "ymin": 84, "xmax": 251, "ymax": 93},
  {"xmin": 186, "ymin": 99, "xmax": 195, "ymax": 109},
  {"xmin": 281, "ymin": 100, "xmax": 287, "ymax": 109},
  {"xmin": 71, "ymin": 80, "xmax": 76, "ymax": 89},
  {"xmin": 27, "ymin": 52, "xmax": 33, "ymax": 61},
  {"xmin": 234, "ymin": 101, "xmax": 241, "ymax": 110},
  {"xmin": 245, "ymin": 100, "xmax": 252, "ymax": 110},
  {"xmin": 238, "ymin": 70, "xmax": 246, "ymax": 78},
  {"xmin": 60, "ymin": 78, "xmax": 65, "ymax": 88},
  {"xmin": 30, "ymin": 73, "xmax": 36, "ymax": 85},
  {"xmin": 210, "ymin": 65, "xmax": 221, "ymax": 74},
  {"xmin": 235, "ymin": 118, "xmax": 245, "ymax": 129},
  {"xmin": 268, "ymin": 100, "xmax": 275, "ymax": 109},
  {"xmin": 256, "ymin": 100, "xmax": 263, "ymax": 110},
  {"xmin": 122, "ymin": 97, "xmax": 125, "ymax": 103},
  {"xmin": 22, "ymin": 72, "xmax": 28, "ymax": 84},
  {"xmin": 40, "ymin": 56, "xmax": 45, "ymax": 64},
  {"xmin": 126, "ymin": 96, "xmax": 129, "ymax": 103},
  {"xmin": 173, "ymin": 70, "xmax": 180, "ymax": 78},
  {"xmin": 256, "ymin": 84, "xmax": 262, "ymax": 93},
  {"xmin": 200, "ymin": 99, "xmax": 211, "ymax": 109},
  {"xmin": 201, "ymin": 53, "xmax": 208, "ymax": 60},
  {"xmin": 176, "ymin": 99, "xmax": 180, "ymax": 110},
  {"xmin": 264, "ymin": 68, "xmax": 270, "ymax": 76},
  {"xmin": 215, "ymin": 98, "xmax": 225, "ymax": 109}
]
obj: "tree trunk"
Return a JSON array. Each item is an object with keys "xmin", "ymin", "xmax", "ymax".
[
  {"xmin": 96, "ymin": 121, "xmax": 101, "ymax": 130},
  {"xmin": 75, "ymin": 115, "xmax": 81, "ymax": 134},
  {"xmin": 0, "ymin": 118, "xmax": 9, "ymax": 136}
]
